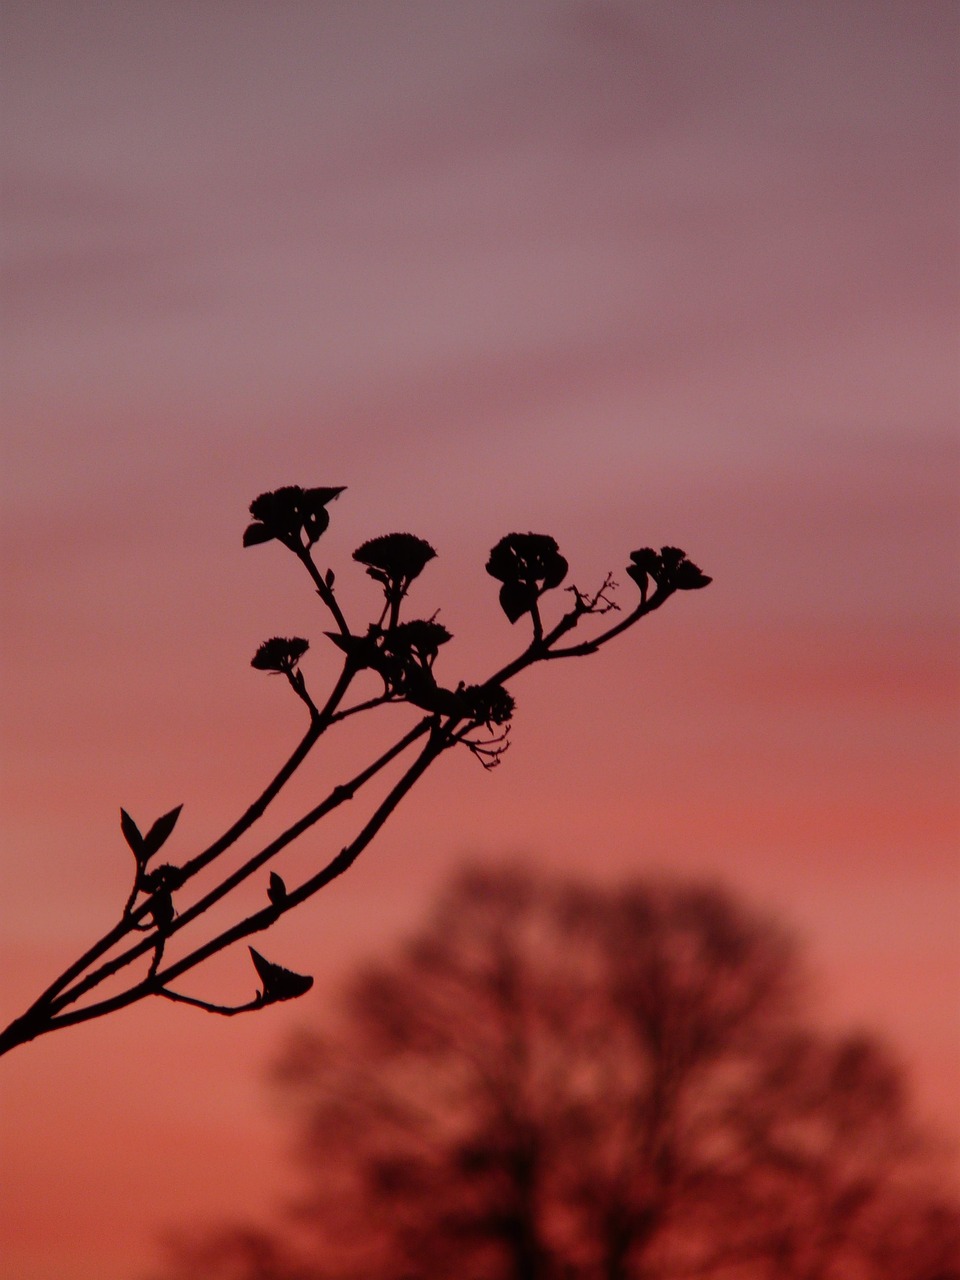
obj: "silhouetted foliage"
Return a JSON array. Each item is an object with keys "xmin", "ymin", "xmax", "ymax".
[
  {"xmin": 251, "ymin": 638, "xmax": 311, "ymax": 674},
  {"xmin": 243, "ymin": 486, "xmax": 346, "ymax": 551},
  {"xmin": 353, "ymin": 532, "xmax": 438, "ymax": 628},
  {"xmin": 0, "ymin": 489, "xmax": 710, "ymax": 1057},
  {"xmin": 152, "ymin": 868, "xmax": 959, "ymax": 1280},
  {"xmin": 626, "ymin": 546, "xmax": 711, "ymax": 603},
  {"xmin": 486, "ymin": 532, "xmax": 570, "ymax": 626},
  {"xmin": 248, "ymin": 949, "xmax": 314, "ymax": 1006}
]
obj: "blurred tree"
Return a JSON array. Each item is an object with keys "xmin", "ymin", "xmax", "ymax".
[{"xmin": 153, "ymin": 868, "xmax": 959, "ymax": 1280}]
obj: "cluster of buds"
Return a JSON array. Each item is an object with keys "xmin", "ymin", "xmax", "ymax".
[{"xmin": 626, "ymin": 546, "xmax": 711, "ymax": 603}]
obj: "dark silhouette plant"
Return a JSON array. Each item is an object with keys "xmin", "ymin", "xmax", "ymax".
[{"xmin": 0, "ymin": 486, "xmax": 710, "ymax": 1057}]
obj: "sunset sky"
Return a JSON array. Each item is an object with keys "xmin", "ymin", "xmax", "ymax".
[{"xmin": 1, "ymin": 3, "xmax": 958, "ymax": 1278}]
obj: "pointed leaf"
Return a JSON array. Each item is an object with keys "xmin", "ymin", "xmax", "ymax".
[
  {"xmin": 325, "ymin": 631, "xmax": 354, "ymax": 655},
  {"xmin": 499, "ymin": 580, "xmax": 537, "ymax": 624},
  {"xmin": 120, "ymin": 808, "xmax": 147, "ymax": 862},
  {"xmin": 324, "ymin": 567, "xmax": 335, "ymax": 588},
  {"xmin": 672, "ymin": 560, "xmax": 712, "ymax": 590},
  {"xmin": 268, "ymin": 872, "xmax": 287, "ymax": 906},
  {"xmin": 242, "ymin": 521, "xmax": 275, "ymax": 547},
  {"xmin": 142, "ymin": 804, "xmax": 183, "ymax": 860},
  {"xmin": 249, "ymin": 948, "xmax": 314, "ymax": 1003},
  {"xmin": 324, "ymin": 632, "xmax": 376, "ymax": 668},
  {"xmin": 304, "ymin": 485, "xmax": 346, "ymax": 506}
]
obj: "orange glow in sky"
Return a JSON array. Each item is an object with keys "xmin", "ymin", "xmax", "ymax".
[{"xmin": 1, "ymin": 4, "xmax": 958, "ymax": 1278}]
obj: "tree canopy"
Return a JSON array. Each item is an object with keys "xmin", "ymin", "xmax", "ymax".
[{"xmin": 154, "ymin": 867, "xmax": 959, "ymax": 1280}]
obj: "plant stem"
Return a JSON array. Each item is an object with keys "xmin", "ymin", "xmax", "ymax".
[
  {"xmin": 34, "ymin": 719, "xmax": 455, "ymax": 1040},
  {"xmin": 43, "ymin": 716, "xmax": 435, "ymax": 1020},
  {"xmin": 150, "ymin": 718, "xmax": 452, "ymax": 991}
]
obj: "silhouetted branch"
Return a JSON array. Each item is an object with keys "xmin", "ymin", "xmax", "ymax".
[
  {"xmin": 44, "ymin": 716, "xmax": 437, "ymax": 1019},
  {"xmin": 0, "ymin": 487, "xmax": 710, "ymax": 1057},
  {"xmin": 149, "ymin": 721, "xmax": 449, "ymax": 993},
  {"xmin": 157, "ymin": 988, "xmax": 264, "ymax": 1017}
]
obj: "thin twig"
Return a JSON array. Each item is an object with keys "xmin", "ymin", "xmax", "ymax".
[
  {"xmin": 46, "ymin": 716, "xmax": 435, "ymax": 1017},
  {"xmin": 157, "ymin": 989, "xmax": 262, "ymax": 1017}
]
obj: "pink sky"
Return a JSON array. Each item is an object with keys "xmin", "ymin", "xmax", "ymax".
[{"xmin": 2, "ymin": 3, "xmax": 958, "ymax": 1278}]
